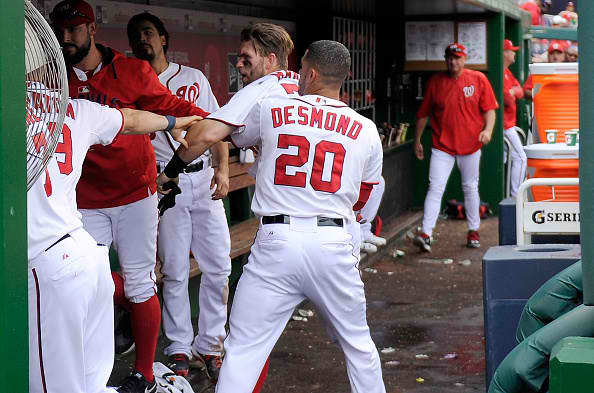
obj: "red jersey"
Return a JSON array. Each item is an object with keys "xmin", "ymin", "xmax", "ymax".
[
  {"xmin": 503, "ymin": 68, "xmax": 523, "ymax": 130},
  {"xmin": 521, "ymin": 2, "xmax": 542, "ymax": 26},
  {"xmin": 417, "ymin": 69, "xmax": 498, "ymax": 156},
  {"xmin": 68, "ymin": 45, "xmax": 208, "ymax": 208},
  {"xmin": 524, "ymin": 74, "xmax": 533, "ymax": 92}
]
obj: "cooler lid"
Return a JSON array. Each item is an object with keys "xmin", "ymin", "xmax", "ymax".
[
  {"xmin": 524, "ymin": 143, "xmax": 579, "ymax": 159},
  {"xmin": 529, "ymin": 62, "xmax": 578, "ymax": 75}
]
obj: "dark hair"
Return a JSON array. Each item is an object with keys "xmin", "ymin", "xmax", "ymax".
[
  {"xmin": 127, "ymin": 12, "xmax": 169, "ymax": 53},
  {"xmin": 240, "ymin": 23, "xmax": 294, "ymax": 69},
  {"xmin": 304, "ymin": 40, "xmax": 351, "ymax": 85}
]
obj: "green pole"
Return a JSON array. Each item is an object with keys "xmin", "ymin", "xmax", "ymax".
[
  {"xmin": 579, "ymin": 2, "xmax": 594, "ymax": 306},
  {"xmin": 481, "ymin": 11, "xmax": 505, "ymax": 212},
  {"xmin": 0, "ymin": 1, "xmax": 28, "ymax": 392}
]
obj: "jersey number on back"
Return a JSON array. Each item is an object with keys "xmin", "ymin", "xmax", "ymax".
[{"xmin": 274, "ymin": 134, "xmax": 345, "ymax": 193}]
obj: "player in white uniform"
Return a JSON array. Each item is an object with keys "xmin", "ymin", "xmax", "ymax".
[
  {"xmin": 157, "ymin": 40, "xmax": 386, "ymax": 393},
  {"xmin": 127, "ymin": 13, "xmax": 231, "ymax": 379},
  {"xmin": 27, "ymin": 93, "xmax": 198, "ymax": 393}
]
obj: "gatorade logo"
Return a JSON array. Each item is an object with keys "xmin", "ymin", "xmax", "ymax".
[
  {"xmin": 463, "ymin": 85, "xmax": 475, "ymax": 98},
  {"xmin": 532, "ymin": 210, "xmax": 580, "ymax": 224}
]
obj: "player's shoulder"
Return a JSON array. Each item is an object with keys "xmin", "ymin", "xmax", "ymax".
[
  {"xmin": 466, "ymin": 69, "xmax": 489, "ymax": 82},
  {"xmin": 178, "ymin": 63, "xmax": 208, "ymax": 80}
]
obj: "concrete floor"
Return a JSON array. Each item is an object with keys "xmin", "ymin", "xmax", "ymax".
[{"xmin": 110, "ymin": 213, "xmax": 497, "ymax": 393}]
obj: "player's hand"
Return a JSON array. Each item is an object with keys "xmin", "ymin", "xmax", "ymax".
[
  {"xmin": 478, "ymin": 129, "xmax": 493, "ymax": 145},
  {"xmin": 511, "ymin": 86, "xmax": 524, "ymax": 99},
  {"xmin": 156, "ymin": 172, "xmax": 178, "ymax": 195},
  {"xmin": 210, "ymin": 166, "xmax": 229, "ymax": 200},
  {"xmin": 168, "ymin": 115, "xmax": 202, "ymax": 148},
  {"xmin": 414, "ymin": 140, "xmax": 424, "ymax": 160}
]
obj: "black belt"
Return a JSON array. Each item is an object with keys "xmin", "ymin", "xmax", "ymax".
[
  {"xmin": 157, "ymin": 160, "xmax": 203, "ymax": 174},
  {"xmin": 45, "ymin": 233, "xmax": 71, "ymax": 252},
  {"xmin": 262, "ymin": 215, "xmax": 343, "ymax": 227}
]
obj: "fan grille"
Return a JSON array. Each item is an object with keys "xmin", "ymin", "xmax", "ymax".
[{"xmin": 25, "ymin": 0, "xmax": 69, "ymax": 190}]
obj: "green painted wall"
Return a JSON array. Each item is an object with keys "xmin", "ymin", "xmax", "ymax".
[{"xmin": 0, "ymin": 1, "xmax": 27, "ymax": 392}]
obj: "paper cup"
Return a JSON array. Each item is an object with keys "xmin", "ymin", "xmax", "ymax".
[
  {"xmin": 545, "ymin": 129, "xmax": 558, "ymax": 144},
  {"xmin": 565, "ymin": 131, "xmax": 578, "ymax": 146}
]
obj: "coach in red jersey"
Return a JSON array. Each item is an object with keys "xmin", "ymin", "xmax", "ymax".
[
  {"xmin": 50, "ymin": 1, "xmax": 209, "ymax": 392},
  {"xmin": 413, "ymin": 43, "xmax": 498, "ymax": 252}
]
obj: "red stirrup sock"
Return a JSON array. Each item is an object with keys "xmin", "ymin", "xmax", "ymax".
[
  {"xmin": 111, "ymin": 272, "xmax": 132, "ymax": 312},
  {"xmin": 130, "ymin": 294, "xmax": 161, "ymax": 382}
]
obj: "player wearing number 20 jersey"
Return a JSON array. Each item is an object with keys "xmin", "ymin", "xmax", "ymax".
[{"xmin": 231, "ymin": 93, "xmax": 383, "ymax": 220}]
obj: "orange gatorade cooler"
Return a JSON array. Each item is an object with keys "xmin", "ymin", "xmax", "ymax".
[
  {"xmin": 524, "ymin": 143, "xmax": 579, "ymax": 202},
  {"xmin": 530, "ymin": 63, "xmax": 578, "ymax": 144}
]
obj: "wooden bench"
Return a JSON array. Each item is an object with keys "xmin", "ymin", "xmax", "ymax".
[{"xmin": 155, "ymin": 154, "xmax": 259, "ymax": 283}]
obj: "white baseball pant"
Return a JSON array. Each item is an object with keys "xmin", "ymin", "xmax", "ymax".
[
  {"xmin": 215, "ymin": 216, "xmax": 386, "ymax": 393},
  {"xmin": 28, "ymin": 228, "xmax": 115, "ymax": 393},
  {"xmin": 360, "ymin": 176, "xmax": 385, "ymax": 238},
  {"xmin": 504, "ymin": 127, "xmax": 527, "ymax": 197},
  {"xmin": 79, "ymin": 193, "xmax": 158, "ymax": 303},
  {"xmin": 421, "ymin": 148, "xmax": 481, "ymax": 237},
  {"xmin": 157, "ymin": 165, "xmax": 231, "ymax": 357}
]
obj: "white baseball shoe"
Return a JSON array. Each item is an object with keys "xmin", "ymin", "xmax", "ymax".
[
  {"xmin": 364, "ymin": 233, "xmax": 387, "ymax": 247},
  {"xmin": 361, "ymin": 242, "xmax": 378, "ymax": 254}
]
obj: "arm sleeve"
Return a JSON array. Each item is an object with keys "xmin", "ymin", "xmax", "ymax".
[
  {"xmin": 479, "ymin": 73, "xmax": 499, "ymax": 112},
  {"xmin": 354, "ymin": 129, "xmax": 383, "ymax": 210},
  {"xmin": 208, "ymin": 76, "xmax": 275, "ymax": 127},
  {"xmin": 229, "ymin": 99, "xmax": 262, "ymax": 148},
  {"xmin": 135, "ymin": 61, "xmax": 209, "ymax": 118},
  {"xmin": 523, "ymin": 75, "xmax": 533, "ymax": 90},
  {"xmin": 416, "ymin": 77, "xmax": 434, "ymax": 119},
  {"xmin": 78, "ymin": 100, "xmax": 124, "ymax": 146}
]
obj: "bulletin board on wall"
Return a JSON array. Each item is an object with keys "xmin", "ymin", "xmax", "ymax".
[
  {"xmin": 404, "ymin": 20, "xmax": 487, "ymax": 71},
  {"xmin": 42, "ymin": 0, "xmax": 297, "ymax": 106}
]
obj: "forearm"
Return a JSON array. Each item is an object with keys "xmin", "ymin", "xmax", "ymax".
[
  {"xmin": 119, "ymin": 108, "xmax": 169, "ymax": 134},
  {"xmin": 415, "ymin": 117, "xmax": 428, "ymax": 141},
  {"xmin": 176, "ymin": 119, "xmax": 233, "ymax": 164},
  {"xmin": 210, "ymin": 141, "xmax": 229, "ymax": 172},
  {"xmin": 483, "ymin": 110, "xmax": 496, "ymax": 133}
]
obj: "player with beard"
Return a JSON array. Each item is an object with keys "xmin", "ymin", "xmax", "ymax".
[{"xmin": 49, "ymin": 1, "xmax": 219, "ymax": 392}]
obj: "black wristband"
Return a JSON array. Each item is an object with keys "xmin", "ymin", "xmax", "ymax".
[
  {"xmin": 163, "ymin": 152, "xmax": 188, "ymax": 178},
  {"xmin": 164, "ymin": 115, "xmax": 176, "ymax": 132}
]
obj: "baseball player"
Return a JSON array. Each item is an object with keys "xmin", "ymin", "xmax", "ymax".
[
  {"xmin": 413, "ymin": 43, "xmax": 498, "ymax": 252},
  {"xmin": 27, "ymin": 90, "xmax": 199, "ymax": 393},
  {"xmin": 157, "ymin": 39, "xmax": 386, "ymax": 393},
  {"xmin": 502, "ymin": 39, "xmax": 526, "ymax": 197},
  {"xmin": 49, "ymin": 2, "xmax": 211, "ymax": 391},
  {"xmin": 126, "ymin": 12, "xmax": 231, "ymax": 380}
]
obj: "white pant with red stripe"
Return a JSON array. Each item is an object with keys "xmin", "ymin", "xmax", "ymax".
[
  {"xmin": 28, "ymin": 227, "xmax": 116, "ymax": 393},
  {"xmin": 79, "ymin": 193, "xmax": 158, "ymax": 303},
  {"xmin": 157, "ymin": 165, "xmax": 231, "ymax": 357},
  {"xmin": 422, "ymin": 148, "xmax": 481, "ymax": 236},
  {"xmin": 504, "ymin": 127, "xmax": 527, "ymax": 197},
  {"xmin": 215, "ymin": 216, "xmax": 385, "ymax": 393}
]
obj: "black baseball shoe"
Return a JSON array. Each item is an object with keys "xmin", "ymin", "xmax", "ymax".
[
  {"xmin": 114, "ymin": 306, "xmax": 135, "ymax": 357},
  {"xmin": 196, "ymin": 352, "xmax": 223, "ymax": 384},
  {"xmin": 167, "ymin": 353, "xmax": 190, "ymax": 377},
  {"xmin": 116, "ymin": 371, "xmax": 156, "ymax": 393}
]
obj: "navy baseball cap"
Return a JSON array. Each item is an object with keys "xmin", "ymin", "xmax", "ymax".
[{"xmin": 50, "ymin": 0, "xmax": 95, "ymax": 27}]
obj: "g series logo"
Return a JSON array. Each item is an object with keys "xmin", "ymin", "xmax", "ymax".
[{"xmin": 532, "ymin": 210, "xmax": 580, "ymax": 224}]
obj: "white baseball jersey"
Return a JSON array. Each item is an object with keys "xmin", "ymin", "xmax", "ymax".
[
  {"xmin": 231, "ymin": 93, "xmax": 383, "ymax": 221},
  {"xmin": 57, "ymin": 99, "xmax": 124, "ymax": 213},
  {"xmin": 155, "ymin": 62, "xmax": 219, "ymax": 165}
]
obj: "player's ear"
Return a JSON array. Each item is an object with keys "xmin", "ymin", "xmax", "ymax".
[
  {"xmin": 265, "ymin": 52, "xmax": 278, "ymax": 71},
  {"xmin": 87, "ymin": 22, "xmax": 97, "ymax": 36}
]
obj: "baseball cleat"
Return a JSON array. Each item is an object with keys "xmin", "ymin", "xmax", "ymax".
[
  {"xmin": 167, "ymin": 353, "xmax": 190, "ymax": 377},
  {"xmin": 195, "ymin": 352, "xmax": 223, "ymax": 384},
  {"xmin": 466, "ymin": 230, "xmax": 480, "ymax": 248},
  {"xmin": 114, "ymin": 306, "xmax": 135, "ymax": 357},
  {"xmin": 413, "ymin": 232, "xmax": 432, "ymax": 252},
  {"xmin": 361, "ymin": 242, "xmax": 378, "ymax": 254},
  {"xmin": 116, "ymin": 371, "xmax": 156, "ymax": 393},
  {"xmin": 364, "ymin": 233, "xmax": 387, "ymax": 247}
]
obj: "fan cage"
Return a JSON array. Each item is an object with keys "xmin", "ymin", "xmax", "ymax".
[{"xmin": 25, "ymin": 0, "xmax": 69, "ymax": 190}]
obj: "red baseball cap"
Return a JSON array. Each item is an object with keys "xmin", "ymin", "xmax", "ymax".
[
  {"xmin": 445, "ymin": 43, "xmax": 467, "ymax": 58},
  {"xmin": 548, "ymin": 40, "xmax": 568, "ymax": 54},
  {"xmin": 504, "ymin": 39, "xmax": 520, "ymax": 51},
  {"xmin": 50, "ymin": 0, "xmax": 95, "ymax": 27}
]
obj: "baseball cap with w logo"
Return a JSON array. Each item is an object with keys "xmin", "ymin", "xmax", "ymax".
[
  {"xmin": 445, "ymin": 43, "xmax": 467, "ymax": 58},
  {"xmin": 50, "ymin": 0, "xmax": 95, "ymax": 27}
]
